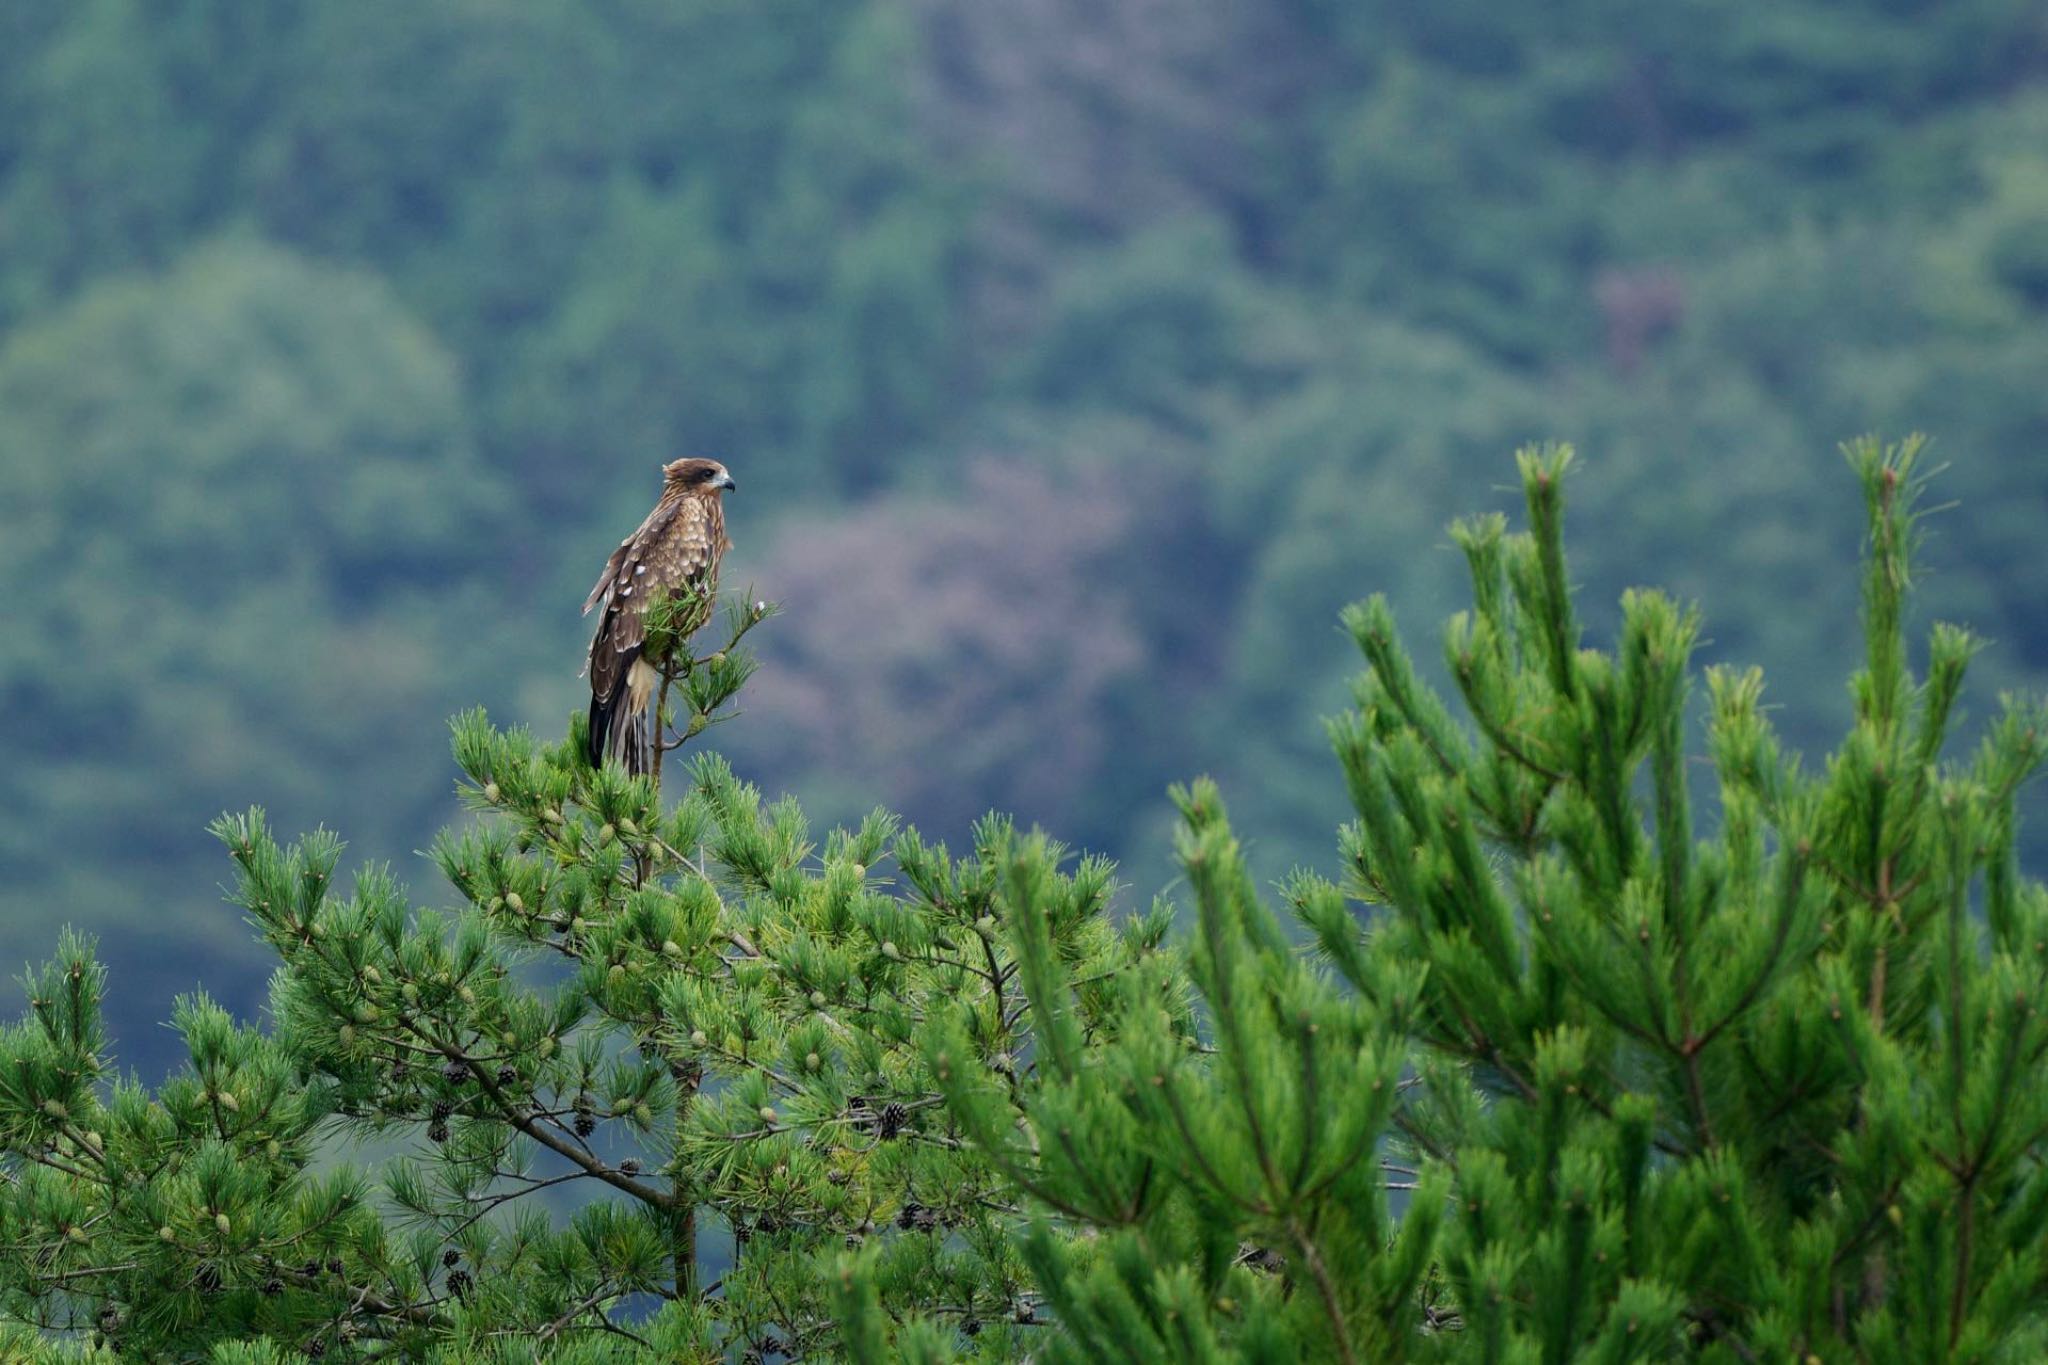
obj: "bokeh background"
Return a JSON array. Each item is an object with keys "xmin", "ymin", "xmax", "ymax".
[{"xmin": 3, "ymin": 1, "xmax": 2046, "ymax": 1079}]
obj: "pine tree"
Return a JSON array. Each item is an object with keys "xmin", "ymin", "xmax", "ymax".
[
  {"xmin": 5, "ymin": 438, "xmax": 2045, "ymax": 1361},
  {"xmin": 841, "ymin": 436, "xmax": 2048, "ymax": 1362},
  {"xmin": 1304, "ymin": 437, "xmax": 2048, "ymax": 1360},
  {"xmin": 0, "ymin": 599, "xmax": 1146, "ymax": 1359}
]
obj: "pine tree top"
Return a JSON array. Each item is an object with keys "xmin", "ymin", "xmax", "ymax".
[{"xmin": 5, "ymin": 439, "xmax": 2045, "ymax": 1361}]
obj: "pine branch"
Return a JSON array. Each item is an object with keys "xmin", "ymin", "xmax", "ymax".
[{"xmin": 422, "ymin": 1032, "xmax": 674, "ymax": 1208}]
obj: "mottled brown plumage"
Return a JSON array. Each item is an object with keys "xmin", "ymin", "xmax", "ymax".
[{"xmin": 584, "ymin": 458, "xmax": 736, "ymax": 773}]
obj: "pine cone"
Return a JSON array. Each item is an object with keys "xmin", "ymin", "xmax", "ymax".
[
  {"xmin": 442, "ymin": 1059, "xmax": 470, "ymax": 1084},
  {"xmin": 428, "ymin": 1120, "xmax": 449, "ymax": 1144},
  {"xmin": 496, "ymin": 1064, "xmax": 518, "ymax": 1085},
  {"xmin": 573, "ymin": 1111, "xmax": 597, "ymax": 1139},
  {"xmin": 442, "ymin": 1248, "xmax": 462, "ymax": 1268},
  {"xmin": 878, "ymin": 1102, "xmax": 908, "ymax": 1139},
  {"xmin": 446, "ymin": 1269, "xmax": 473, "ymax": 1299}
]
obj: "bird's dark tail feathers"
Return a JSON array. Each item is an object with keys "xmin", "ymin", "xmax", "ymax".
[{"xmin": 588, "ymin": 677, "xmax": 654, "ymax": 777}]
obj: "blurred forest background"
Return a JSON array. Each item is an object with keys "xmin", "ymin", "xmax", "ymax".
[{"xmin": 3, "ymin": 0, "xmax": 2046, "ymax": 1078}]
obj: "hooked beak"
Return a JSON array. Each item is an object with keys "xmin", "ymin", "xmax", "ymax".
[{"xmin": 714, "ymin": 472, "xmax": 737, "ymax": 492}]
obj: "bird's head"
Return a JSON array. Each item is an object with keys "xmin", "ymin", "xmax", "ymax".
[{"xmin": 663, "ymin": 458, "xmax": 737, "ymax": 494}]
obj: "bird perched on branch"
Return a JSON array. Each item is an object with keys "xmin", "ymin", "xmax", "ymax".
[{"xmin": 583, "ymin": 458, "xmax": 736, "ymax": 774}]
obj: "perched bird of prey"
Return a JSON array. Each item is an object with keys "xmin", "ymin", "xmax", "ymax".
[{"xmin": 583, "ymin": 458, "xmax": 737, "ymax": 774}]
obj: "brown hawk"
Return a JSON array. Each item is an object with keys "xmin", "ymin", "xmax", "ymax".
[{"xmin": 583, "ymin": 458, "xmax": 736, "ymax": 774}]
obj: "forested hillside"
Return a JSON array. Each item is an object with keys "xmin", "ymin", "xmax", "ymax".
[{"xmin": 3, "ymin": 0, "xmax": 2045, "ymax": 1075}]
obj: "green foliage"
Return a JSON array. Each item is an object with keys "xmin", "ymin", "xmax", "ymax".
[
  {"xmin": 0, "ymin": 602, "xmax": 1147, "ymax": 1357},
  {"xmin": 850, "ymin": 442, "xmax": 2048, "ymax": 1361},
  {"xmin": 1308, "ymin": 439, "xmax": 2048, "ymax": 1357},
  {"xmin": 0, "ymin": 239, "xmax": 507, "ymax": 994},
  {"xmin": 6, "ymin": 0, "xmax": 2048, "ymax": 1350},
  {"xmin": 888, "ymin": 778, "xmax": 1439, "ymax": 1363},
  {"xmin": 10, "ymin": 444, "xmax": 2042, "ymax": 1360}
]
